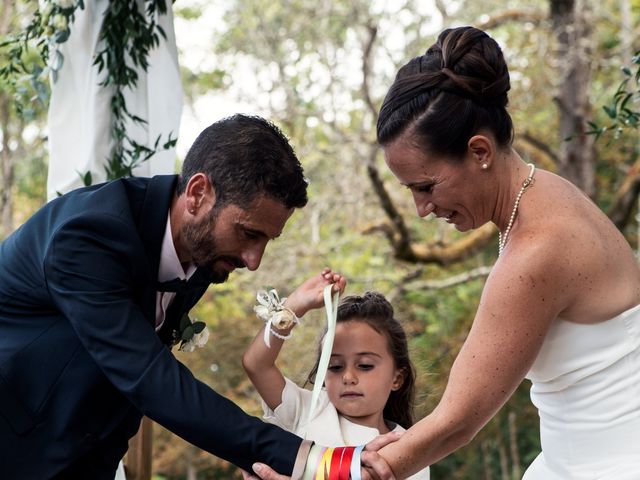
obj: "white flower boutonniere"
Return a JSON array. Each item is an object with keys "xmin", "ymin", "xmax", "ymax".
[{"xmin": 173, "ymin": 314, "xmax": 209, "ymax": 352}]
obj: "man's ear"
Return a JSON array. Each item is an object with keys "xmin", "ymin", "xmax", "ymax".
[
  {"xmin": 468, "ymin": 134, "xmax": 494, "ymax": 171},
  {"xmin": 184, "ymin": 173, "xmax": 215, "ymax": 215}
]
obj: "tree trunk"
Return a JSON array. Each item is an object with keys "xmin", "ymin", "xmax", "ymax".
[
  {"xmin": 125, "ymin": 417, "xmax": 153, "ymax": 480},
  {"xmin": 497, "ymin": 433, "xmax": 510, "ymax": 480},
  {"xmin": 509, "ymin": 411, "xmax": 522, "ymax": 479},
  {"xmin": 186, "ymin": 462, "xmax": 197, "ymax": 480},
  {"xmin": 550, "ymin": 0, "xmax": 596, "ymax": 197},
  {"xmin": 0, "ymin": 1, "xmax": 15, "ymax": 239},
  {"xmin": 481, "ymin": 439, "xmax": 493, "ymax": 480},
  {"xmin": 618, "ymin": 0, "xmax": 633, "ymax": 63}
]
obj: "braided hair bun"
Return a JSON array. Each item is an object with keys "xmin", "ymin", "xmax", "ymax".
[{"xmin": 377, "ymin": 26, "xmax": 513, "ymax": 158}]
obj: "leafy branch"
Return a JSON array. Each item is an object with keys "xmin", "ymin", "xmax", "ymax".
[
  {"xmin": 587, "ymin": 52, "xmax": 640, "ymax": 140},
  {"xmin": 0, "ymin": 1, "xmax": 83, "ymax": 114}
]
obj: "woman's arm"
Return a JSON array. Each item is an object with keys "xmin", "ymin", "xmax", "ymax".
[
  {"xmin": 378, "ymin": 238, "xmax": 572, "ymax": 478},
  {"xmin": 242, "ymin": 268, "xmax": 346, "ymax": 410}
]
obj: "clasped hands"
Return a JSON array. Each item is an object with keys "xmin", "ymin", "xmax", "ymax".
[{"xmin": 242, "ymin": 430, "xmax": 401, "ymax": 480}]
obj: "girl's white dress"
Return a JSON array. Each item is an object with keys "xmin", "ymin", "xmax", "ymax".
[
  {"xmin": 262, "ymin": 377, "xmax": 430, "ymax": 479},
  {"xmin": 523, "ymin": 304, "xmax": 640, "ymax": 479}
]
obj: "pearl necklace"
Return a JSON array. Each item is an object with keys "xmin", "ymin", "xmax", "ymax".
[{"xmin": 498, "ymin": 163, "xmax": 536, "ymax": 257}]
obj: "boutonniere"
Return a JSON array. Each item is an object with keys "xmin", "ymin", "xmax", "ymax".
[{"xmin": 172, "ymin": 314, "xmax": 209, "ymax": 352}]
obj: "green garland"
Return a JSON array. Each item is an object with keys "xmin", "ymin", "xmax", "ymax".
[
  {"xmin": 95, "ymin": 0, "xmax": 177, "ymax": 180},
  {"xmin": 0, "ymin": 0, "xmax": 177, "ymax": 184}
]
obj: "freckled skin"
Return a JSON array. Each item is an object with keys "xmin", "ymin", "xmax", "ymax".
[{"xmin": 374, "ymin": 136, "xmax": 640, "ymax": 479}]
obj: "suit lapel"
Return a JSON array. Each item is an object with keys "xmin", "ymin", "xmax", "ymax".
[
  {"xmin": 134, "ymin": 175, "xmax": 212, "ymax": 344},
  {"xmin": 137, "ymin": 175, "xmax": 179, "ymax": 325}
]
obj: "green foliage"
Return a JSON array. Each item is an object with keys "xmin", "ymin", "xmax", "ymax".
[
  {"xmin": 0, "ymin": 2, "xmax": 51, "ymax": 237},
  {"xmin": 12, "ymin": 131, "xmax": 48, "ymax": 221},
  {"xmin": 588, "ymin": 53, "xmax": 640, "ymax": 140},
  {"xmin": 0, "ymin": 1, "xmax": 81, "ymax": 113},
  {"xmin": 180, "ymin": 66, "xmax": 227, "ymax": 101},
  {"xmin": 0, "ymin": 2, "xmax": 77, "ymax": 118}
]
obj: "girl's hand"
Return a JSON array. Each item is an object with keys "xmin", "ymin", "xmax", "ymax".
[{"xmin": 284, "ymin": 268, "xmax": 346, "ymax": 318}]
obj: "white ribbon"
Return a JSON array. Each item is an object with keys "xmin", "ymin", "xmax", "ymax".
[{"xmin": 307, "ymin": 284, "xmax": 339, "ymax": 426}]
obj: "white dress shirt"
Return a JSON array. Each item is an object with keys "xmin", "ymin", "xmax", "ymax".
[{"xmin": 155, "ymin": 213, "xmax": 196, "ymax": 331}]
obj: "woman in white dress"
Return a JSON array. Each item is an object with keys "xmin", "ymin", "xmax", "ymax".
[
  {"xmin": 248, "ymin": 26, "xmax": 640, "ymax": 480},
  {"xmin": 369, "ymin": 25, "xmax": 640, "ymax": 479}
]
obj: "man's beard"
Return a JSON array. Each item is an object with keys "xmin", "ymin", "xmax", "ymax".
[{"xmin": 181, "ymin": 207, "xmax": 245, "ymax": 284}]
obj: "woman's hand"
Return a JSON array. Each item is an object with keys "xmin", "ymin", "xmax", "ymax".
[
  {"xmin": 284, "ymin": 268, "xmax": 346, "ymax": 318},
  {"xmin": 360, "ymin": 431, "xmax": 402, "ymax": 479}
]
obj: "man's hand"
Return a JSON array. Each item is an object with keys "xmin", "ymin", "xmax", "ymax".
[
  {"xmin": 242, "ymin": 431, "xmax": 402, "ymax": 480},
  {"xmin": 241, "ymin": 464, "xmax": 288, "ymax": 480},
  {"xmin": 240, "ymin": 463, "xmax": 291, "ymax": 480}
]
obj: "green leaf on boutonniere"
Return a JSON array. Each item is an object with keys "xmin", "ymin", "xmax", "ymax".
[
  {"xmin": 181, "ymin": 325, "xmax": 195, "ymax": 341},
  {"xmin": 193, "ymin": 321, "xmax": 206, "ymax": 334},
  {"xmin": 179, "ymin": 314, "xmax": 191, "ymax": 331},
  {"xmin": 263, "ymin": 285, "xmax": 275, "ymax": 292}
]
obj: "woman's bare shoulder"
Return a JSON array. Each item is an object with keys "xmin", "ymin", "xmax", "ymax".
[{"xmin": 506, "ymin": 173, "xmax": 640, "ymax": 321}]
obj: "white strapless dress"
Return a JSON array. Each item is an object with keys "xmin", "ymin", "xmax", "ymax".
[{"xmin": 523, "ymin": 304, "xmax": 640, "ymax": 479}]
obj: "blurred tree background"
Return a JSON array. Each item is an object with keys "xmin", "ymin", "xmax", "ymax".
[{"xmin": 2, "ymin": 0, "xmax": 640, "ymax": 479}]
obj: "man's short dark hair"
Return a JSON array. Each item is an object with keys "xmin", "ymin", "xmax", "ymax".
[{"xmin": 177, "ymin": 114, "xmax": 308, "ymax": 209}]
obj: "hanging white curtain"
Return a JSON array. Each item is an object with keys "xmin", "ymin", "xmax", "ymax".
[{"xmin": 46, "ymin": 0, "xmax": 183, "ymax": 199}]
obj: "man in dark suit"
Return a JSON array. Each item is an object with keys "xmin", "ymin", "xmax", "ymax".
[{"xmin": 0, "ymin": 114, "xmax": 310, "ymax": 479}]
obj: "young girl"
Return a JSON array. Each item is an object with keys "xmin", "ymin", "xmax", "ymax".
[{"xmin": 243, "ymin": 269, "xmax": 430, "ymax": 479}]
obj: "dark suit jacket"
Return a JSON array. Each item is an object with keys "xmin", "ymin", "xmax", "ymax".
[{"xmin": 0, "ymin": 175, "xmax": 301, "ymax": 479}]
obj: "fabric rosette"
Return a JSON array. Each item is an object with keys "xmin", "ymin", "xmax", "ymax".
[{"xmin": 254, "ymin": 288, "xmax": 299, "ymax": 347}]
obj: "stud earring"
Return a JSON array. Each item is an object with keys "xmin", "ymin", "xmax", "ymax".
[{"xmin": 481, "ymin": 163, "xmax": 488, "ymax": 170}]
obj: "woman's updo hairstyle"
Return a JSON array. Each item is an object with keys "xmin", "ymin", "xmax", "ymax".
[{"xmin": 377, "ymin": 26, "xmax": 513, "ymax": 159}]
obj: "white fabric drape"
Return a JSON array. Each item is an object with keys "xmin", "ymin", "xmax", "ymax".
[{"xmin": 47, "ymin": 0, "xmax": 183, "ymax": 199}]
